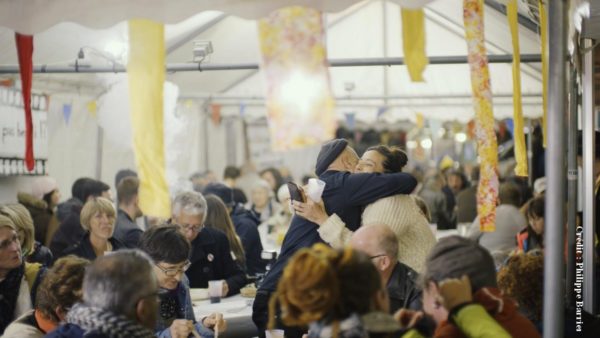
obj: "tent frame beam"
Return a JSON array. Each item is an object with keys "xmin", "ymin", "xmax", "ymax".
[
  {"xmin": 484, "ymin": 0, "xmax": 539, "ymax": 33},
  {"xmin": 0, "ymin": 54, "xmax": 542, "ymax": 74},
  {"xmin": 181, "ymin": 93, "xmax": 542, "ymax": 101}
]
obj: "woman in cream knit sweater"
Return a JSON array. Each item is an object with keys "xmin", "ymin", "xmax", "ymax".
[{"xmin": 293, "ymin": 145, "xmax": 436, "ymax": 273}]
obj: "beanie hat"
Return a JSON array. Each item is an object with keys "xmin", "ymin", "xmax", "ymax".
[
  {"xmin": 31, "ymin": 176, "xmax": 58, "ymax": 200},
  {"xmin": 424, "ymin": 236, "xmax": 497, "ymax": 292},
  {"xmin": 203, "ymin": 183, "xmax": 234, "ymax": 207},
  {"xmin": 315, "ymin": 139, "xmax": 348, "ymax": 176}
]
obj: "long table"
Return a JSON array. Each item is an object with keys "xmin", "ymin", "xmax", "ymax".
[{"xmin": 193, "ymin": 294, "xmax": 258, "ymax": 338}]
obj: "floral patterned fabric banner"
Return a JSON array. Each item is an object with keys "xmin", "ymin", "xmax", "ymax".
[
  {"xmin": 258, "ymin": 7, "xmax": 336, "ymax": 151},
  {"xmin": 507, "ymin": 0, "xmax": 528, "ymax": 177},
  {"xmin": 463, "ymin": 0, "xmax": 499, "ymax": 232}
]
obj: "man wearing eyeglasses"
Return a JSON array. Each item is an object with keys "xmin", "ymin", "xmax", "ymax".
[
  {"xmin": 171, "ymin": 191, "xmax": 246, "ymax": 296},
  {"xmin": 139, "ymin": 225, "xmax": 226, "ymax": 338}
]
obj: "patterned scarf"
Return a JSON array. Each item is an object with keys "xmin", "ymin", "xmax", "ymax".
[
  {"xmin": 0, "ymin": 263, "xmax": 25, "ymax": 334},
  {"xmin": 308, "ymin": 313, "xmax": 367, "ymax": 338},
  {"xmin": 66, "ymin": 303, "xmax": 155, "ymax": 338}
]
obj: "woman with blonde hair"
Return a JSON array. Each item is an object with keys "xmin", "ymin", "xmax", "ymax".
[
  {"xmin": 0, "ymin": 214, "xmax": 45, "ymax": 335},
  {"xmin": 269, "ymin": 244, "xmax": 398, "ymax": 338},
  {"xmin": 0, "ymin": 204, "xmax": 53, "ymax": 266},
  {"xmin": 2, "ymin": 255, "xmax": 90, "ymax": 338},
  {"xmin": 63, "ymin": 197, "xmax": 123, "ymax": 260}
]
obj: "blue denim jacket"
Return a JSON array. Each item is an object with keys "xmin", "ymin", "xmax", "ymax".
[{"xmin": 155, "ymin": 276, "xmax": 214, "ymax": 338}]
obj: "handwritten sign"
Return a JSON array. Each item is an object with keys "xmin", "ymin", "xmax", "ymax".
[{"xmin": 0, "ymin": 87, "xmax": 48, "ymax": 159}]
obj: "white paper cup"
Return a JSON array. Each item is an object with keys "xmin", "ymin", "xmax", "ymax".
[
  {"xmin": 266, "ymin": 329, "xmax": 284, "ymax": 338},
  {"xmin": 307, "ymin": 178, "xmax": 326, "ymax": 202},
  {"xmin": 208, "ymin": 280, "xmax": 223, "ymax": 303}
]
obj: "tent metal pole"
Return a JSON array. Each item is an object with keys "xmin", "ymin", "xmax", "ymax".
[
  {"xmin": 202, "ymin": 104, "xmax": 210, "ymax": 172},
  {"xmin": 179, "ymin": 93, "xmax": 543, "ymax": 100},
  {"xmin": 95, "ymin": 126, "xmax": 104, "ymax": 180},
  {"xmin": 484, "ymin": 0, "xmax": 539, "ymax": 33},
  {"xmin": 0, "ymin": 54, "xmax": 542, "ymax": 74},
  {"xmin": 527, "ymin": 119, "xmax": 533, "ymax": 187},
  {"xmin": 566, "ymin": 66, "xmax": 578, "ymax": 310},
  {"xmin": 544, "ymin": 0, "xmax": 567, "ymax": 337},
  {"xmin": 582, "ymin": 38, "xmax": 597, "ymax": 315}
]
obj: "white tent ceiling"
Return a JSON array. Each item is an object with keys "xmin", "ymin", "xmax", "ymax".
[{"xmin": 0, "ymin": 0, "xmax": 543, "ymax": 123}]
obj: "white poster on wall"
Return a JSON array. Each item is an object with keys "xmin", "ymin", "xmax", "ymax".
[{"xmin": 0, "ymin": 87, "xmax": 48, "ymax": 159}]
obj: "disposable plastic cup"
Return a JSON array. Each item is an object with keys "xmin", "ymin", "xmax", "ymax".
[
  {"xmin": 208, "ymin": 280, "xmax": 223, "ymax": 303},
  {"xmin": 307, "ymin": 178, "xmax": 326, "ymax": 202}
]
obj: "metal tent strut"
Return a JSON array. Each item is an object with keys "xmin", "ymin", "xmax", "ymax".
[
  {"xmin": 544, "ymin": 0, "xmax": 567, "ymax": 337},
  {"xmin": 0, "ymin": 54, "xmax": 542, "ymax": 74}
]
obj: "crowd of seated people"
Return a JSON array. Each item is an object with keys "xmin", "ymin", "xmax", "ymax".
[{"xmin": 1, "ymin": 138, "xmax": 600, "ymax": 338}]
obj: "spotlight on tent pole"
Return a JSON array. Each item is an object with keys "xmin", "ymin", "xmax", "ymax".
[{"xmin": 193, "ymin": 40, "xmax": 213, "ymax": 63}]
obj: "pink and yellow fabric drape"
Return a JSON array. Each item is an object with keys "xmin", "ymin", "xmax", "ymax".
[
  {"xmin": 464, "ymin": 0, "xmax": 499, "ymax": 232},
  {"xmin": 258, "ymin": 7, "xmax": 336, "ymax": 151}
]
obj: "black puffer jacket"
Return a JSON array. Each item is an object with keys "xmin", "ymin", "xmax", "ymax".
[
  {"xmin": 50, "ymin": 200, "xmax": 85, "ymax": 259},
  {"xmin": 231, "ymin": 205, "xmax": 266, "ymax": 276}
]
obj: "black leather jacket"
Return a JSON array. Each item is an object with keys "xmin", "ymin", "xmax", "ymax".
[{"xmin": 387, "ymin": 262, "xmax": 422, "ymax": 313}]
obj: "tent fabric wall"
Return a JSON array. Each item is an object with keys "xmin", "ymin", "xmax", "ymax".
[
  {"xmin": 0, "ymin": 0, "xmax": 546, "ymax": 193},
  {"xmin": 0, "ymin": 1, "xmax": 544, "ymax": 123}
]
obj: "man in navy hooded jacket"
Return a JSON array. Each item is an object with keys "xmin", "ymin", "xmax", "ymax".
[{"xmin": 252, "ymin": 139, "xmax": 418, "ymax": 337}]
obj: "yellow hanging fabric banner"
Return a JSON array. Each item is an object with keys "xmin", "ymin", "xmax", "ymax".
[
  {"xmin": 127, "ymin": 19, "xmax": 170, "ymax": 218},
  {"xmin": 464, "ymin": 0, "xmax": 499, "ymax": 232},
  {"xmin": 507, "ymin": 0, "xmax": 528, "ymax": 177},
  {"xmin": 539, "ymin": 0, "xmax": 548, "ymax": 148},
  {"xmin": 401, "ymin": 8, "xmax": 428, "ymax": 82}
]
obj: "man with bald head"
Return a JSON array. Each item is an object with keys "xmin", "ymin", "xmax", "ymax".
[
  {"xmin": 350, "ymin": 223, "xmax": 422, "ymax": 313},
  {"xmin": 253, "ymin": 139, "xmax": 418, "ymax": 337}
]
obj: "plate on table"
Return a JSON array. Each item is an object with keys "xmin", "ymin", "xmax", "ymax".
[{"xmin": 190, "ymin": 288, "xmax": 209, "ymax": 301}]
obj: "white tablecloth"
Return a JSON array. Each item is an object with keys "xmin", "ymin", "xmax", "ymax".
[
  {"xmin": 435, "ymin": 229, "xmax": 459, "ymax": 240},
  {"xmin": 193, "ymin": 294, "xmax": 254, "ymax": 321}
]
